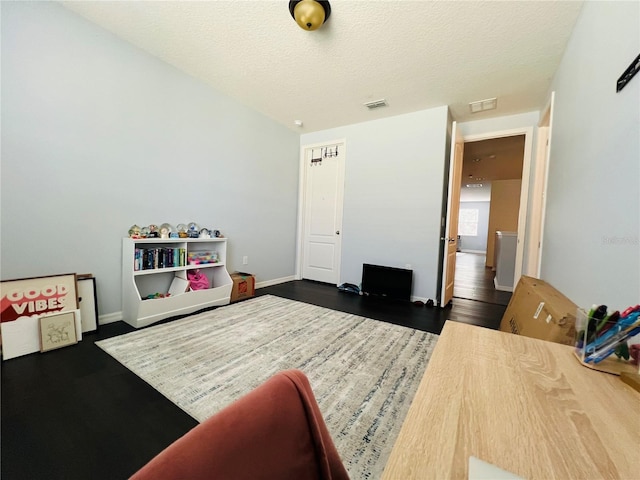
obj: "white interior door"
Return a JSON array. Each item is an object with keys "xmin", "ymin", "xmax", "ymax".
[
  {"xmin": 301, "ymin": 142, "xmax": 345, "ymax": 284},
  {"xmin": 440, "ymin": 122, "xmax": 464, "ymax": 306}
]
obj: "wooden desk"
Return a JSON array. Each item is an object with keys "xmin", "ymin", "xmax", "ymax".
[{"xmin": 382, "ymin": 322, "xmax": 640, "ymax": 479}]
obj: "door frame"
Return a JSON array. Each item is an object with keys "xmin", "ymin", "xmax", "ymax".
[
  {"xmin": 442, "ymin": 126, "xmax": 534, "ymax": 294},
  {"xmin": 528, "ymin": 92, "xmax": 555, "ymax": 278},
  {"xmin": 464, "ymin": 127, "xmax": 533, "ymax": 287},
  {"xmin": 295, "ymin": 139, "xmax": 347, "ymax": 283}
]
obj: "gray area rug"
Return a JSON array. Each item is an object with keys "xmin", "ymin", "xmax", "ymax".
[{"xmin": 97, "ymin": 295, "xmax": 438, "ymax": 479}]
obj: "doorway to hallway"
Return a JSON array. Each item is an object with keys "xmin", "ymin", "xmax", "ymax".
[{"xmin": 453, "ymin": 252, "xmax": 512, "ymax": 306}]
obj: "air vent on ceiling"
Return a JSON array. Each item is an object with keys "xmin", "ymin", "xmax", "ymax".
[
  {"xmin": 469, "ymin": 97, "xmax": 497, "ymax": 113},
  {"xmin": 364, "ymin": 99, "xmax": 388, "ymax": 110}
]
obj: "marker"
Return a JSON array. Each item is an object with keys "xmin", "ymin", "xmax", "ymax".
[
  {"xmin": 585, "ymin": 322, "xmax": 640, "ymax": 363},
  {"xmin": 587, "ymin": 311, "xmax": 640, "ymax": 351},
  {"xmin": 596, "ymin": 311, "xmax": 619, "ymax": 336},
  {"xmin": 591, "ymin": 327, "xmax": 640, "ymax": 364}
]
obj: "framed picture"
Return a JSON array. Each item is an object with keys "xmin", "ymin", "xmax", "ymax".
[
  {"xmin": 39, "ymin": 311, "xmax": 78, "ymax": 352},
  {"xmin": 1, "ymin": 273, "xmax": 79, "ymax": 322},
  {"xmin": 77, "ymin": 275, "xmax": 99, "ymax": 333},
  {"xmin": 1, "ymin": 273, "xmax": 79, "ymax": 360}
]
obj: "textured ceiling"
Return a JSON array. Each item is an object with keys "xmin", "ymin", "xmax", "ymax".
[{"xmin": 61, "ymin": 1, "xmax": 584, "ymax": 133}]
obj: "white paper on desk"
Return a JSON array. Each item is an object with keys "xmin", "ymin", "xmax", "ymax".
[{"xmin": 468, "ymin": 456, "xmax": 525, "ymax": 480}]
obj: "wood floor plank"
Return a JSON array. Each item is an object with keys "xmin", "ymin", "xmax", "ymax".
[{"xmin": 453, "ymin": 252, "xmax": 513, "ymax": 305}]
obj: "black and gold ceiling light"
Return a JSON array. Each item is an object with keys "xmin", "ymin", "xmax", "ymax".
[{"xmin": 289, "ymin": 0, "xmax": 331, "ymax": 31}]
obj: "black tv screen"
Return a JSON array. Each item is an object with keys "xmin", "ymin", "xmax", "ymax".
[{"xmin": 361, "ymin": 264, "xmax": 412, "ymax": 301}]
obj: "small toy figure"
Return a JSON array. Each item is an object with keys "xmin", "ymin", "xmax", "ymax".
[
  {"xmin": 144, "ymin": 292, "xmax": 168, "ymax": 300},
  {"xmin": 159, "ymin": 223, "xmax": 173, "ymax": 239},
  {"xmin": 176, "ymin": 224, "xmax": 188, "ymax": 238},
  {"xmin": 128, "ymin": 225, "xmax": 141, "ymax": 238},
  {"xmin": 188, "ymin": 222, "xmax": 200, "ymax": 238}
]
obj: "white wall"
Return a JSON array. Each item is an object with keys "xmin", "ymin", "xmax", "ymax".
[
  {"xmin": 458, "ymin": 112, "xmax": 539, "ymax": 138},
  {"xmin": 541, "ymin": 1, "xmax": 639, "ymax": 309},
  {"xmin": 301, "ymin": 107, "xmax": 449, "ymax": 302},
  {"xmin": 1, "ymin": 2, "xmax": 300, "ymax": 320},
  {"xmin": 459, "ymin": 183, "xmax": 491, "ymax": 202}
]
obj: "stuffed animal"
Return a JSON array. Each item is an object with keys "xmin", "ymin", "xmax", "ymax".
[{"xmin": 187, "ymin": 270, "xmax": 209, "ymax": 291}]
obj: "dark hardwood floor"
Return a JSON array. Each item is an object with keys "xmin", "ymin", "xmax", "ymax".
[
  {"xmin": 453, "ymin": 252, "xmax": 513, "ymax": 306},
  {"xmin": 1, "ymin": 279, "xmax": 507, "ymax": 479}
]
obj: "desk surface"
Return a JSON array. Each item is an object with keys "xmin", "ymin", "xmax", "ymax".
[{"xmin": 382, "ymin": 322, "xmax": 640, "ymax": 479}]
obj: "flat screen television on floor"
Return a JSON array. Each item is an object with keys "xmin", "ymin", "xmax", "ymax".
[{"xmin": 361, "ymin": 264, "xmax": 412, "ymax": 301}]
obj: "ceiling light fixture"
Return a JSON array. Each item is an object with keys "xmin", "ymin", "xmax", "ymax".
[{"xmin": 289, "ymin": 0, "xmax": 331, "ymax": 31}]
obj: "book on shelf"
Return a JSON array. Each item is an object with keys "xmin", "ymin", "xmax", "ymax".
[{"xmin": 134, "ymin": 247, "xmax": 187, "ymax": 270}]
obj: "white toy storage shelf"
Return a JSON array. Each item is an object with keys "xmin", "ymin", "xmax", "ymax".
[{"xmin": 121, "ymin": 237, "xmax": 232, "ymax": 328}]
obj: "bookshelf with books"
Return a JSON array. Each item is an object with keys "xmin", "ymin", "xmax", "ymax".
[{"xmin": 122, "ymin": 237, "xmax": 232, "ymax": 328}]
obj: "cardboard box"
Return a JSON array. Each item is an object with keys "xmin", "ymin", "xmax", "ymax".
[
  {"xmin": 230, "ymin": 272, "xmax": 255, "ymax": 303},
  {"xmin": 499, "ymin": 275, "xmax": 578, "ymax": 345}
]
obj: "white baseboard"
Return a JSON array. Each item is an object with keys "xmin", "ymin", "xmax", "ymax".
[
  {"xmin": 493, "ymin": 277, "xmax": 514, "ymax": 292},
  {"xmin": 460, "ymin": 249, "xmax": 487, "ymax": 254},
  {"xmin": 410, "ymin": 295, "xmax": 428, "ymax": 303},
  {"xmin": 99, "ymin": 311, "xmax": 122, "ymax": 325},
  {"xmin": 256, "ymin": 275, "xmax": 296, "ymax": 289}
]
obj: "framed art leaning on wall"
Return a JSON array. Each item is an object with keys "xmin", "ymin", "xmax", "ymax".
[
  {"xmin": 1, "ymin": 273, "xmax": 80, "ymax": 360},
  {"xmin": 39, "ymin": 311, "xmax": 78, "ymax": 352},
  {"xmin": 77, "ymin": 275, "xmax": 98, "ymax": 333}
]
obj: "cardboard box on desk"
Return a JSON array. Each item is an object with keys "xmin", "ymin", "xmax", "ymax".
[
  {"xmin": 500, "ymin": 276, "xmax": 578, "ymax": 345},
  {"xmin": 230, "ymin": 272, "xmax": 255, "ymax": 303}
]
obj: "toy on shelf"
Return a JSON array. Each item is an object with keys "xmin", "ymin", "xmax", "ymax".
[
  {"xmin": 187, "ymin": 222, "xmax": 200, "ymax": 238},
  {"xmin": 126, "ymin": 222, "xmax": 221, "ymax": 240},
  {"xmin": 128, "ymin": 225, "xmax": 142, "ymax": 238},
  {"xmin": 144, "ymin": 292, "xmax": 169, "ymax": 300},
  {"xmin": 176, "ymin": 224, "xmax": 188, "ymax": 238},
  {"xmin": 187, "ymin": 251, "xmax": 219, "ymax": 265},
  {"xmin": 187, "ymin": 269, "xmax": 210, "ymax": 290},
  {"xmin": 159, "ymin": 223, "xmax": 174, "ymax": 239}
]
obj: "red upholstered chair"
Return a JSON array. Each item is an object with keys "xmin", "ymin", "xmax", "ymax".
[{"xmin": 130, "ymin": 369, "xmax": 350, "ymax": 480}]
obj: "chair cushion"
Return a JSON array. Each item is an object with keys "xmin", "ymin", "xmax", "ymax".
[{"xmin": 130, "ymin": 369, "xmax": 349, "ymax": 480}]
